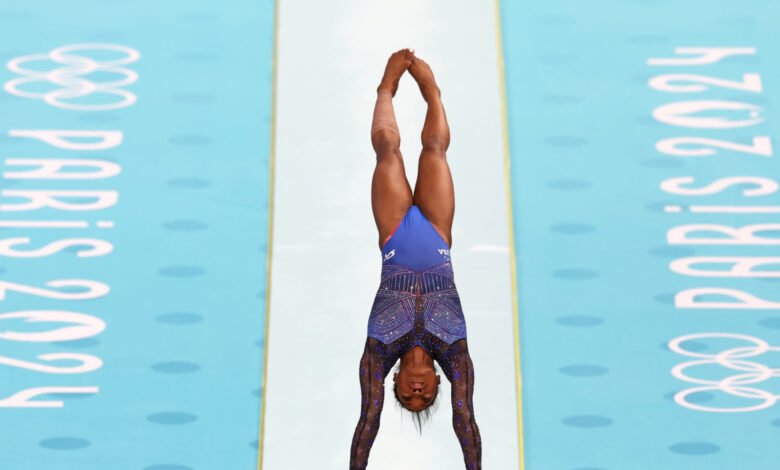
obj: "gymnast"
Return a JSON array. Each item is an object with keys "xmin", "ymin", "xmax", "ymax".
[{"xmin": 350, "ymin": 48, "xmax": 482, "ymax": 469}]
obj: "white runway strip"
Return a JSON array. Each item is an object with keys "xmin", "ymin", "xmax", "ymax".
[{"xmin": 263, "ymin": 0, "xmax": 519, "ymax": 468}]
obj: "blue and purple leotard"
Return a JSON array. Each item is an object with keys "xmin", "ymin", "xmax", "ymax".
[{"xmin": 350, "ymin": 205, "xmax": 482, "ymax": 470}]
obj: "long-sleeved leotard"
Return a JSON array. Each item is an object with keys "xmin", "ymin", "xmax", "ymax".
[
  {"xmin": 350, "ymin": 241, "xmax": 482, "ymax": 468},
  {"xmin": 349, "ymin": 334, "xmax": 481, "ymax": 469}
]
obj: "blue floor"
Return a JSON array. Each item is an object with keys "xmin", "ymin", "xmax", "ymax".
[
  {"xmin": 500, "ymin": 0, "xmax": 780, "ymax": 469},
  {"xmin": 0, "ymin": 1, "xmax": 274, "ymax": 469},
  {"xmin": 4, "ymin": 0, "xmax": 779, "ymax": 468}
]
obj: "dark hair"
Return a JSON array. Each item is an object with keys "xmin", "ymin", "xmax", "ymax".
[{"xmin": 392, "ymin": 361, "xmax": 441, "ymax": 434}]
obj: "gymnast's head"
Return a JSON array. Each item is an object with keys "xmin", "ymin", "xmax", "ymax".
[{"xmin": 392, "ymin": 347, "xmax": 441, "ymax": 432}]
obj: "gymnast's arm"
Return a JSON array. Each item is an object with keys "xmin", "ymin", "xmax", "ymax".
[
  {"xmin": 448, "ymin": 339, "xmax": 482, "ymax": 469},
  {"xmin": 349, "ymin": 337, "xmax": 388, "ymax": 470}
]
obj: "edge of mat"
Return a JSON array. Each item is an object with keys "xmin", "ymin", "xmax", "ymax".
[
  {"xmin": 258, "ymin": 0, "xmax": 279, "ymax": 466},
  {"xmin": 493, "ymin": 0, "xmax": 526, "ymax": 468}
]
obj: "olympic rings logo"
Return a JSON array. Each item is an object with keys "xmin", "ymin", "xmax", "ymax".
[
  {"xmin": 669, "ymin": 332, "xmax": 780, "ymax": 413},
  {"xmin": 4, "ymin": 43, "xmax": 139, "ymax": 111}
]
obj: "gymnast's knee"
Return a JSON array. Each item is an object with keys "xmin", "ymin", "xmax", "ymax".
[
  {"xmin": 372, "ymin": 127, "xmax": 401, "ymax": 155},
  {"xmin": 421, "ymin": 136, "xmax": 449, "ymax": 154}
]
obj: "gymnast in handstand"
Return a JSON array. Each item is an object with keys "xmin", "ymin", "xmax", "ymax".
[{"xmin": 350, "ymin": 48, "xmax": 481, "ymax": 470}]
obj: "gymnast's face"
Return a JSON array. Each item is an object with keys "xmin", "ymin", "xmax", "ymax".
[{"xmin": 394, "ymin": 363, "xmax": 441, "ymax": 411}]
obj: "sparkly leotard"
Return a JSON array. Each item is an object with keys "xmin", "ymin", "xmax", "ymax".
[{"xmin": 350, "ymin": 205, "xmax": 482, "ymax": 470}]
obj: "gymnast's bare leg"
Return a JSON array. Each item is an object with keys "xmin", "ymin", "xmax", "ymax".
[
  {"xmin": 371, "ymin": 48, "xmax": 415, "ymax": 250},
  {"xmin": 409, "ymin": 55, "xmax": 455, "ymax": 247}
]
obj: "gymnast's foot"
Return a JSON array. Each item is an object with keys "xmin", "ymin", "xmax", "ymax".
[
  {"xmin": 377, "ymin": 48, "xmax": 414, "ymax": 97},
  {"xmin": 408, "ymin": 55, "xmax": 441, "ymax": 102}
]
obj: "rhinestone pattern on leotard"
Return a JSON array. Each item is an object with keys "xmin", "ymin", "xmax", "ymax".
[
  {"xmin": 350, "ymin": 261, "xmax": 481, "ymax": 469},
  {"xmin": 367, "ymin": 262, "xmax": 467, "ymax": 345}
]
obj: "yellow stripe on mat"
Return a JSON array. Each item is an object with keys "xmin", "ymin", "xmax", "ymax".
[
  {"xmin": 493, "ymin": 0, "xmax": 526, "ymax": 468},
  {"xmin": 258, "ymin": 0, "xmax": 280, "ymax": 467}
]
